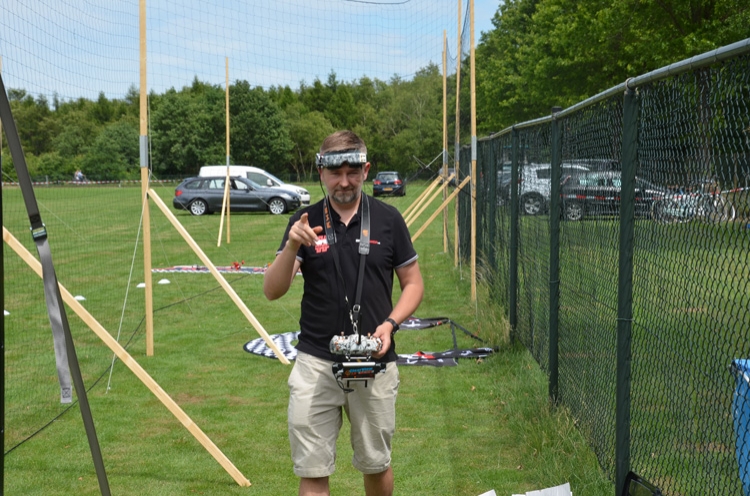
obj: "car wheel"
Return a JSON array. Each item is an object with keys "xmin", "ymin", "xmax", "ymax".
[
  {"xmin": 189, "ymin": 199, "xmax": 208, "ymax": 216},
  {"xmin": 268, "ymin": 197, "xmax": 287, "ymax": 215},
  {"xmin": 521, "ymin": 194, "xmax": 544, "ymax": 215},
  {"xmin": 564, "ymin": 201, "xmax": 584, "ymax": 221}
]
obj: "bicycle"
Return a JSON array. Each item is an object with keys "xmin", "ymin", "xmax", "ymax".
[{"xmin": 651, "ymin": 181, "xmax": 736, "ymax": 224}]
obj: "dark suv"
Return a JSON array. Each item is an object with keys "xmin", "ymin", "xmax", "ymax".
[{"xmin": 373, "ymin": 171, "xmax": 406, "ymax": 197}]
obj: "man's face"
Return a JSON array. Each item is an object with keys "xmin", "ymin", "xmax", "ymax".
[{"xmin": 320, "ymin": 163, "xmax": 370, "ymax": 206}]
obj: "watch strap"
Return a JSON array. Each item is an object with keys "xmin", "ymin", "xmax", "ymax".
[{"xmin": 384, "ymin": 317, "xmax": 399, "ymax": 335}]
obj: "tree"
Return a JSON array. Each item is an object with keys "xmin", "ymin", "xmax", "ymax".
[
  {"xmin": 371, "ymin": 65, "xmax": 444, "ymax": 175},
  {"xmin": 8, "ymin": 91, "xmax": 56, "ymax": 156},
  {"xmin": 283, "ymin": 102, "xmax": 335, "ymax": 178},
  {"xmin": 475, "ymin": 0, "xmax": 750, "ymax": 130},
  {"xmin": 228, "ymin": 80, "xmax": 293, "ymax": 173},
  {"xmin": 82, "ymin": 119, "xmax": 139, "ymax": 180},
  {"xmin": 149, "ymin": 81, "xmax": 226, "ymax": 176}
]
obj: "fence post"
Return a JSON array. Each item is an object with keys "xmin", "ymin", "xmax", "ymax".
[
  {"xmin": 616, "ymin": 84, "xmax": 638, "ymax": 495},
  {"xmin": 487, "ymin": 142, "xmax": 497, "ymax": 292},
  {"xmin": 549, "ymin": 106, "xmax": 563, "ymax": 403},
  {"xmin": 509, "ymin": 128, "xmax": 519, "ymax": 336}
]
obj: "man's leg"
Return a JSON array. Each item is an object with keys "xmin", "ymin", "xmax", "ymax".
[
  {"xmin": 299, "ymin": 476, "xmax": 330, "ymax": 496},
  {"xmin": 289, "ymin": 353, "xmax": 344, "ymax": 490},
  {"xmin": 346, "ymin": 363, "xmax": 399, "ymax": 488},
  {"xmin": 363, "ymin": 467, "xmax": 393, "ymax": 496}
]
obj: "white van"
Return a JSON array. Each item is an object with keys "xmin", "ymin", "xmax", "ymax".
[{"xmin": 199, "ymin": 165, "xmax": 310, "ymax": 205}]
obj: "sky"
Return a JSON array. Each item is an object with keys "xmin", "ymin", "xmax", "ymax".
[{"xmin": 1, "ymin": 0, "xmax": 500, "ymax": 101}]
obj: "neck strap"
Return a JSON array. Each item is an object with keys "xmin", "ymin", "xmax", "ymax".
[{"xmin": 322, "ymin": 195, "xmax": 370, "ymax": 334}]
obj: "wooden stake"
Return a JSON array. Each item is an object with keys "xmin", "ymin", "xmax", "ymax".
[
  {"xmin": 148, "ymin": 189, "xmax": 290, "ymax": 365},
  {"xmin": 406, "ymin": 179, "xmax": 453, "ymax": 228},
  {"xmin": 403, "ymin": 175, "xmax": 447, "ymax": 223},
  {"xmin": 454, "ymin": 0, "xmax": 462, "ymax": 267},
  {"xmin": 412, "ymin": 176, "xmax": 471, "ymax": 242},
  {"xmin": 3, "ymin": 227, "xmax": 252, "ymax": 487}
]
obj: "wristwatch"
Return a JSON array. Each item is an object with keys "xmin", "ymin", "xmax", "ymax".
[{"xmin": 384, "ymin": 318, "xmax": 399, "ymax": 335}]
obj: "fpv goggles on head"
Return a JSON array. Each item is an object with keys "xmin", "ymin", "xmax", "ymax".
[{"xmin": 315, "ymin": 149, "xmax": 367, "ymax": 169}]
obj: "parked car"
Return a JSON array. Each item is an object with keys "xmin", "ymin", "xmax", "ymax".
[
  {"xmin": 373, "ymin": 171, "xmax": 406, "ymax": 197},
  {"xmin": 559, "ymin": 170, "xmax": 668, "ymax": 221},
  {"xmin": 519, "ymin": 163, "xmax": 591, "ymax": 215},
  {"xmin": 199, "ymin": 165, "xmax": 310, "ymax": 205},
  {"xmin": 173, "ymin": 176, "xmax": 301, "ymax": 216},
  {"xmin": 562, "ymin": 158, "xmax": 620, "ymax": 172}
]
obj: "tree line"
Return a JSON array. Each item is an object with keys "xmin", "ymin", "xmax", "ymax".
[{"xmin": 2, "ymin": 0, "xmax": 746, "ymax": 182}]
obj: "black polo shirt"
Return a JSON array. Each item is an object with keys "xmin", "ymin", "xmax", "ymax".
[{"xmin": 277, "ymin": 194, "xmax": 418, "ymax": 363}]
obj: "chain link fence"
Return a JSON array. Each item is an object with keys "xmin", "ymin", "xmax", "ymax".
[{"xmin": 458, "ymin": 39, "xmax": 750, "ymax": 495}]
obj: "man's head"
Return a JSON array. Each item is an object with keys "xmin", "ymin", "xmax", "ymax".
[
  {"xmin": 317, "ymin": 130, "xmax": 371, "ymax": 207},
  {"xmin": 316, "ymin": 130, "xmax": 368, "ymax": 169}
]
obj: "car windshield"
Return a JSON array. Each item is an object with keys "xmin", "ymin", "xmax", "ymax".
[
  {"xmin": 264, "ymin": 171, "xmax": 284, "ymax": 185},
  {"xmin": 378, "ymin": 174, "xmax": 399, "ymax": 181},
  {"xmin": 244, "ymin": 178, "xmax": 262, "ymax": 189}
]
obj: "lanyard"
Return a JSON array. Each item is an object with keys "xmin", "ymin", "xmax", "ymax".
[{"xmin": 322, "ymin": 194, "xmax": 370, "ymax": 334}]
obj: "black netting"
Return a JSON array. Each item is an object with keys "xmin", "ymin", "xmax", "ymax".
[{"xmin": 457, "ymin": 48, "xmax": 750, "ymax": 495}]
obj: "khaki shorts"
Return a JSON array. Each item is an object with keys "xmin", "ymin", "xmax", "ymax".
[{"xmin": 287, "ymin": 351, "xmax": 399, "ymax": 478}]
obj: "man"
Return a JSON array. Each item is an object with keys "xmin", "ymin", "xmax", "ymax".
[{"xmin": 264, "ymin": 130, "xmax": 423, "ymax": 496}]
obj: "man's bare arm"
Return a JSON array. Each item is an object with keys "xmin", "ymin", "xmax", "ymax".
[
  {"xmin": 371, "ymin": 260, "xmax": 424, "ymax": 359},
  {"xmin": 263, "ymin": 212, "xmax": 321, "ymax": 300}
]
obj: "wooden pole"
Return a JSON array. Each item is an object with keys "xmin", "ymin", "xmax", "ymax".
[
  {"xmin": 442, "ymin": 31, "xmax": 449, "ymax": 252},
  {"xmin": 218, "ymin": 58, "xmax": 231, "ymax": 247},
  {"xmin": 218, "ymin": 174, "xmax": 230, "ymax": 247},
  {"xmin": 453, "ymin": 0, "xmax": 462, "ymax": 267},
  {"xmin": 403, "ymin": 175, "xmax": 448, "ymax": 224},
  {"xmin": 470, "ymin": 0, "xmax": 477, "ymax": 301},
  {"xmin": 139, "ymin": 0, "xmax": 154, "ymax": 356},
  {"xmin": 3, "ymin": 227, "xmax": 251, "ymax": 487},
  {"xmin": 405, "ymin": 180, "xmax": 454, "ymax": 229},
  {"xmin": 412, "ymin": 176, "xmax": 471, "ymax": 242},
  {"xmin": 226, "ymin": 57, "xmax": 230, "ymax": 243},
  {"xmin": 148, "ymin": 189, "xmax": 290, "ymax": 365}
]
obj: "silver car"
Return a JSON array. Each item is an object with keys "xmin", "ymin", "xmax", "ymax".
[{"xmin": 173, "ymin": 176, "xmax": 301, "ymax": 216}]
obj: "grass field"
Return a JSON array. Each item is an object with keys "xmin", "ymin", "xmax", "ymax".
[{"xmin": 3, "ymin": 180, "xmax": 611, "ymax": 495}]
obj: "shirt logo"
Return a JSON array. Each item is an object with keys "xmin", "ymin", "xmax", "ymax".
[
  {"xmin": 355, "ymin": 238, "xmax": 380, "ymax": 245},
  {"xmin": 314, "ymin": 235, "xmax": 329, "ymax": 253}
]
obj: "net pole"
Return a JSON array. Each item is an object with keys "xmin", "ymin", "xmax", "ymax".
[
  {"xmin": 453, "ymin": 0, "xmax": 462, "ymax": 267},
  {"xmin": 0, "ymin": 54, "xmax": 5, "ymax": 493},
  {"xmin": 218, "ymin": 58, "xmax": 231, "ymax": 247},
  {"xmin": 469, "ymin": 0, "xmax": 477, "ymax": 301},
  {"xmin": 139, "ymin": 0, "xmax": 154, "ymax": 356},
  {"xmin": 442, "ymin": 31, "xmax": 448, "ymax": 252},
  {"xmin": 226, "ymin": 57, "xmax": 230, "ymax": 243}
]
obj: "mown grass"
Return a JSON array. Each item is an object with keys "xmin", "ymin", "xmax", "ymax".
[{"xmin": 3, "ymin": 180, "xmax": 611, "ymax": 495}]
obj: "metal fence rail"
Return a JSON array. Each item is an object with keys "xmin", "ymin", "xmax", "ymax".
[{"xmin": 458, "ymin": 38, "xmax": 750, "ymax": 495}]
